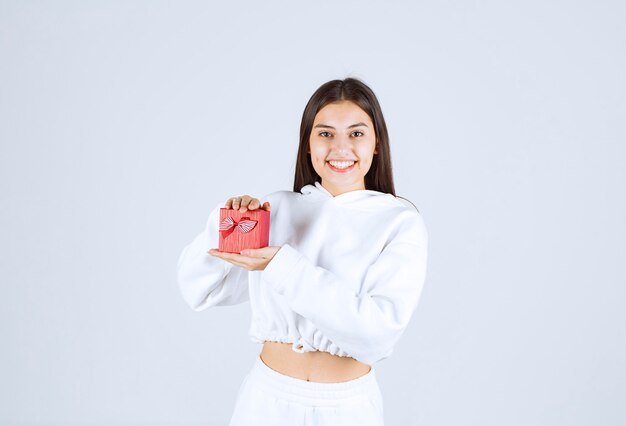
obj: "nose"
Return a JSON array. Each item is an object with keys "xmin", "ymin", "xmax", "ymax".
[{"xmin": 332, "ymin": 133, "xmax": 352, "ymax": 154}]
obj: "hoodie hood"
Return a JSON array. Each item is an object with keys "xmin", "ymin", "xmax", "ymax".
[{"xmin": 300, "ymin": 181, "xmax": 403, "ymax": 209}]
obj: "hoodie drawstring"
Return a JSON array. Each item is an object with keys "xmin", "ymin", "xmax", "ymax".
[{"xmin": 292, "ymin": 337, "xmax": 315, "ymax": 353}]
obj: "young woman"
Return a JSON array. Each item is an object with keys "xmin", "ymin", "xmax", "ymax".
[{"xmin": 177, "ymin": 77, "xmax": 428, "ymax": 425}]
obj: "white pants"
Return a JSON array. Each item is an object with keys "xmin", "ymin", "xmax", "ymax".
[{"xmin": 228, "ymin": 355, "xmax": 385, "ymax": 425}]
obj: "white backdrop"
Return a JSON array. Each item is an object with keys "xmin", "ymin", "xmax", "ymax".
[{"xmin": 1, "ymin": 1, "xmax": 625, "ymax": 425}]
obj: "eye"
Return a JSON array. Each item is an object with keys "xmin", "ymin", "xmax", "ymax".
[
  {"xmin": 351, "ymin": 131, "xmax": 364, "ymax": 137},
  {"xmin": 318, "ymin": 131, "xmax": 332, "ymax": 138}
]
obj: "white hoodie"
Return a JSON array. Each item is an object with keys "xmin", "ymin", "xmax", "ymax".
[{"xmin": 176, "ymin": 181, "xmax": 428, "ymax": 366}]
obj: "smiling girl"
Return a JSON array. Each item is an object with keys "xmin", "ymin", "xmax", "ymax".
[{"xmin": 177, "ymin": 77, "xmax": 428, "ymax": 425}]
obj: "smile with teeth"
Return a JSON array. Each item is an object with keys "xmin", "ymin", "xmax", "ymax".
[{"xmin": 327, "ymin": 160, "xmax": 356, "ymax": 170}]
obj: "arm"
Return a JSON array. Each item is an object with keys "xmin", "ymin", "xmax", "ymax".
[
  {"xmin": 177, "ymin": 202, "xmax": 249, "ymax": 311},
  {"xmin": 261, "ymin": 211, "xmax": 428, "ymax": 365}
]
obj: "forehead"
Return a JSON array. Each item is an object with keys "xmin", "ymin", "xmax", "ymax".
[{"xmin": 313, "ymin": 101, "xmax": 372, "ymax": 125}]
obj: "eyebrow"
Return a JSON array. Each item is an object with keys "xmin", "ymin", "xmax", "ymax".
[{"xmin": 313, "ymin": 122, "xmax": 369, "ymax": 129}]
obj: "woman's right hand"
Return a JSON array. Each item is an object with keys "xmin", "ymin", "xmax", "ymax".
[{"xmin": 225, "ymin": 195, "xmax": 270, "ymax": 213}]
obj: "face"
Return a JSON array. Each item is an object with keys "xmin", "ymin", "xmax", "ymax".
[{"xmin": 308, "ymin": 100, "xmax": 378, "ymax": 196}]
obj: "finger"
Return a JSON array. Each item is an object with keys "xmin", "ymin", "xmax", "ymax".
[
  {"xmin": 235, "ymin": 195, "xmax": 252, "ymax": 213},
  {"xmin": 242, "ymin": 195, "xmax": 260, "ymax": 213},
  {"xmin": 247, "ymin": 198, "xmax": 260, "ymax": 211},
  {"xmin": 232, "ymin": 196, "xmax": 241, "ymax": 210},
  {"xmin": 208, "ymin": 250, "xmax": 249, "ymax": 266},
  {"xmin": 239, "ymin": 195, "xmax": 253, "ymax": 212},
  {"xmin": 209, "ymin": 249, "xmax": 243, "ymax": 260},
  {"xmin": 208, "ymin": 249, "xmax": 226, "ymax": 258},
  {"xmin": 209, "ymin": 249, "xmax": 268, "ymax": 271},
  {"xmin": 262, "ymin": 201, "xmax": 271, "ymax": 211},
  {"xmin": 225, "ymin": 197, "xmax": 238, "ymax": 209}
]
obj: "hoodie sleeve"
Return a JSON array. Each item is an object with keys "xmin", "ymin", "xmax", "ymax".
[
  {"xmin": 261, "ymin": 210, "xmax": 428, "ymax": 365},
  {"xmin": 177, "ymin": 202, "xmax": 249, "ymax": 310}
]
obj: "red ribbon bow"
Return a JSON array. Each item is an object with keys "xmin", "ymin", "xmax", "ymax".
[{"xmin": 219, "ymin": 216, "xmax": 258, "ymax": 238}]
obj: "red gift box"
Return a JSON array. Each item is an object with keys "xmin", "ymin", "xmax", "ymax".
[{"xmin": 218, "ymin": 208, "xmax": 270, "ymax": 253}]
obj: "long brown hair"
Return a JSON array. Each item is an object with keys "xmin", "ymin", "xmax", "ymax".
[{"xmin": 293, "ymin": 77, "xmax": 396, "ymax": 196}]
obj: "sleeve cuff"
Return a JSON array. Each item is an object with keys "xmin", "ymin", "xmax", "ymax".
[{"xmin": 262, "ymin": 243, "xmax": 304, "ymax": 294}]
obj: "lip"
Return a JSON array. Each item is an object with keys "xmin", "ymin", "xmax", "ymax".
[{"xmin": 326, "ymin": 160, "xmax": 357, "ymax": 173}]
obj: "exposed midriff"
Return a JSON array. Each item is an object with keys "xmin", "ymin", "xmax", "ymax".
[{"xmin": 260, "ymin": 341, "xmax": 372, "ymax": 383}]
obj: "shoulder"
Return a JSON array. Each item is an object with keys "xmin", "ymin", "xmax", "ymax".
[
  {"xmin": 371, "ymin": 193, "xmax": 423, "ymax": 218},
  {"xmin": 395, "ymin": 196, "xmax": 421, "ymax": 214},
  {"xmin": 391, "ymin": 196, "xmax": 425, "ymax": 229},
  {"xmin": 382, "ymin": 196, "xmax": 427, "ymax": 244}
]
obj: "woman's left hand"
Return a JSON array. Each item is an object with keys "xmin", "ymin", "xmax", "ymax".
[{"xmin": 208, "ymin": 246, "xmax": 281, "ymax": 271}]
